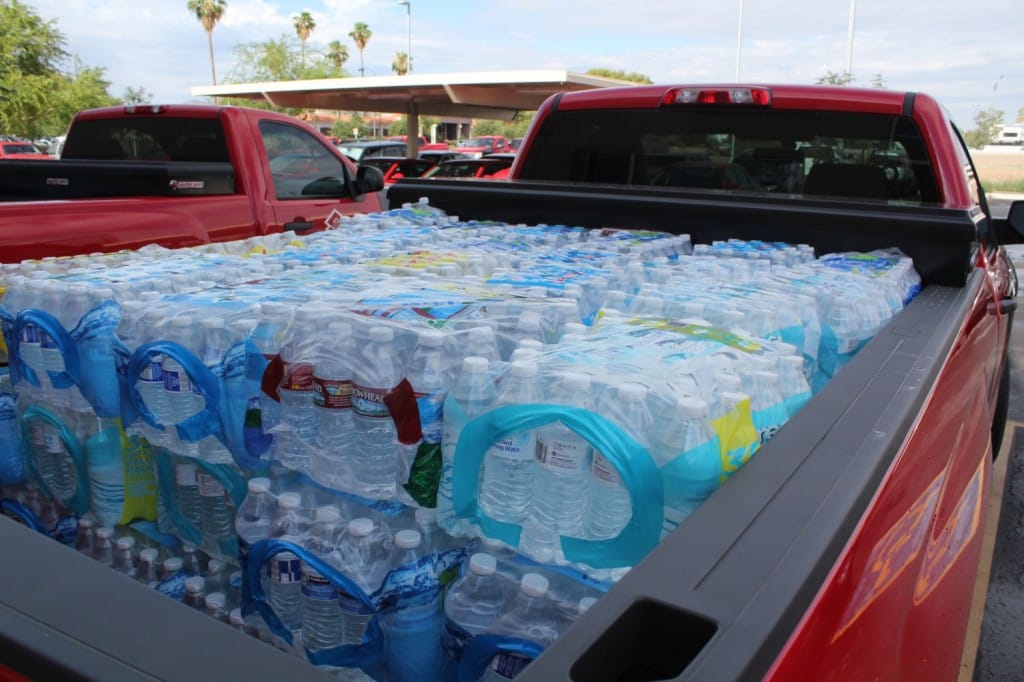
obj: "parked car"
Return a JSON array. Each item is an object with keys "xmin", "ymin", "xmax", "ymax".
[
  {"xmin": 510, "ymin": 137, "xmax": 524, "ymax": 151},
  {"xmin": 387, "ymin": 135, "xmax": 449, "ymax": 152},
  {"xmin": 335, "ymin": 140, "xmax": 409, "ymax": 163},
  {"xmin": 0, "ymin": 141, "xmax": 50, "ymax": 160},
  {"xmin": 422, "ymin": 155, "xmax": 514, "ymax": 179},
  {"xmin": 358, "ymin": 156, "xmax": 438, "ymax": 185},
  {"xmin": 453, "ymin": 135, "xmax": 511, "ymax": 158},
  {"xmin": 418, "ymin": 150, "xmax": 474, "ymax": 165}
]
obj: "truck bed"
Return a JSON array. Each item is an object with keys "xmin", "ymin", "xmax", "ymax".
[{"xmin": 0, "ymin": 159, "xmax": 236, "ymax": 200}]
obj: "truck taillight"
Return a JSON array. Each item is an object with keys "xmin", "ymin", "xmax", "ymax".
[{"xmin": 661, "ymin": 87, "xmax": 771, "ymax": 106}]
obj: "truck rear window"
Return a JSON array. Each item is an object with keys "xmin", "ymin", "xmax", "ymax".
[
  {"xmin": 60, "ymin": 117, "xmax": 230, "ymax": 163},
  {"xmin": 520, "ymin": 108, "xmax": 939, "ymax": 204}
]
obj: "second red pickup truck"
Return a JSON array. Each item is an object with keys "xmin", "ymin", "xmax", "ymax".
[{"xmin": 0, "ymin": 104, "xmax": 385, "ymax": 262}]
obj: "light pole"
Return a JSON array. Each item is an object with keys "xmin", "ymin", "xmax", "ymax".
[{"xmin": 398, "ymin": 0, "xmax": 412, "ymax": 73}]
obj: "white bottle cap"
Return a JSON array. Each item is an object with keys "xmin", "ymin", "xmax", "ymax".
[
  {"xmin": 205, "ymin": 592, "xmax": 227, "ymax": 609},
  {"xmin": 185, "ymin": 576, "xmax": 206, "ymax": 593},
  {"xmin": 468, "ymin": 553, "xmax": 497, "ymax": 576},
  {"xmin": 510, "ymin": 348, "xmax": 539, "ymax": 363},
  {"xmin": 369, "ymin": 326, "xmax": 394, "ymax": 343},
  {"xmin": 315, "ymin": 505, "xmax": 342, "ymax": 523},
  {"xmin": 183, "ymin": 544, "xmax": 197, "ymax": 554},
  {"xmin": 678, "ymin": 396, "xmax": 709, "ymax": 419},
  {"xmin": 115, "ymin": 536, "xmax": 135, "ymax": 550},
  {"xmin": 247, "ymin": 477, "xmax": 272, "ymax": 494},
  {"xmin": 462, "ymin": 356, "xmax": 489, "ymax": 373},
  {"xmin": 229, "ymin": 608, "xmax": 244, "ymax": 626},
  {"xmin": 469, "ymin": 326, "xmax": 495, "ymax": 341},
  {"xmin": 278, "ymin": 491, "xmax": 301, "ymax": 509},
  {"xmin": 163, "ymin": 557, "xmax": 183, "ymax": 572},
  {"xmin": 347, "ymin": 517, "xmax": 374, "ymax": 537},
  {"xmin": 139, "ymin": 548, "xmax": 160, "ymax": 562},
  {"xmin": 394, "ymin": 529, "xmax": 422, "ymax": 550},
  {"xmin": 418, "ymin": 329, "xmax": 445, "ymax": 347},
  {"xmin": 520, "ymin": 573, "xmax": 549, "ymax": 598},
  {"xmin": 78, "ymin": 517, "xmax": 94, "ymax": 529},
  {"xmin": 94, "ymin": 527, "xmax": 113, "ymax": 540}
]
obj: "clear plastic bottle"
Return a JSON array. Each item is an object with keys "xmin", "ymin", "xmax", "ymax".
[
  {"xmin": 273, "ymin": 306, "xmax": 319, "ymax": 474},
  {"xmin": 483, "ymin": 573, "xmax": 558, "ymax": 682},
  {"xmin": 162, "ymin": 314, "xmax": 202, "ymax": 426},
  {"xmin": 465, "ymin": 325, "xmax": 502, "ymax": 364},
  {"xmin": 381, "ymin": 530, "xmax": 443, "ymax": 682},
  {"xmin": 182, "ymin": 543, "xmax": 205, "ymax": 576},
  {"xmin": 310, "ymin": 321, "xmax": 354, "ymax": 491},
  {"xmin": 73, "ymin": 517, "xmax": 95, "ymax": 556},
  {"xmin": 174, "ymin": 460, "xmax": 204, "ymax": 532},
  {"xmin": 184, "ymin": 575, "xmax": 207, "ymax": 610},
  {"xmin": 479, "ymin": 361, "xmax": 540, "ymax": 524},
  {"xmin": 520, "ymin": 372, "xmax": 594, "ymax": 563},
  {"xmin": 337, "ymin": 517, "xmax": 387, "ymax": 646},
  {"xmin": 196, "ymin": 469, "xmax": 234, "ymax": 542},
  {"xmin": 234, "ymin": 477, "xmax": 276, "ymax": 595},
  {"xmin": 249, "ymin": 301, "xmax": 292, "ymax": 434},
  {"xmin": 136, "ymin": 308, "xmax": 168, "ymax": 428},
  {"xmin": 92, "ymin": 526, "xmax": 115, "ymax": 566},
  {"xmin": 748, "ymin": 371, "xmax": 788, "ymax": 445},
  {"xmin": 654, "ymin": 397, "xmax": 723, "ymax": 523},
  {"xmin": 778, "ymin": 355, "xmax": 813, "ymax": 418},
  {"xmin": 442, "ymin": 553, "xmax": 504, "ymax": 675},
  {"xmin": 204, "ymin": 592, "xmax": 229, "ymax": 623},
  {"xmin": 587, "ymin": 382, "xmax": 651, "ymax": 540},
  {"xmin": 267, "ymin": 491, "xmax": 308, "ymax": 633},
  {"xmin": 42, "ymin": 422, "xmax": 75, "ymax": 501},
  {"xmin": 351, "ymin": 325, "xmax": 404, "ymax": 499},
  {"xmin": 136, "ymin": 547, "xmax": 161, "ymax": 588},
  {"xmin": 301, "ymin": 505, "xmax": 346, "ymax": 652},
  {"xmin": 112, "ymin": 536, "xmax": 138, "ymax": 578},
  {"xmin": 406, "ymin": 328, "xmax": 452, "ymax": 464}
]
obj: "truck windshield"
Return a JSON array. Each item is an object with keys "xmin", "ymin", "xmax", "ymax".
[
  {"xmin": 519, "ymin": 108, "xmax": 939, "ymax": 204},
  {"xmin": 61, "ymin": 117, "xmax": 230, "ymax": 163}
]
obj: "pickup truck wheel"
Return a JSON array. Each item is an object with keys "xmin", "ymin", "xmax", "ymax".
[{"xmin": 991, "ymin": 358, "xmax": 1011, "ymax": 460}]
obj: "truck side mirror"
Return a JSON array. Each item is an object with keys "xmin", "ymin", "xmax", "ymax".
[{"xmin": 351, "ymin": 165, "xmax": 385, "ymax": 198}]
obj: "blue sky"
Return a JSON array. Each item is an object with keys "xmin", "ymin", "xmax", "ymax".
[{"xmin": 26, "ymin": 0, "xmax": 1024, "ymax": 130}]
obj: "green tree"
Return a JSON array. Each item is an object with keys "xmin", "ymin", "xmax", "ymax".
[
  {"xmin": 392, "ymin": 51, "xmax": 409, "ymax": 76},
  {"xmin": 963, "ymin": 107, "xmax": 1005, "ymax": 149},
  {"xmin": 816, "ymin": 70, "xmax": 854, "ymax": 86},
  {"xmin": 0, "ymin": 1, "xmax": 115, "ymax": 138},
  {"xmin": 293, "ymin": 11, "xmax": 315, "ymax": 69},
  {"xmin": 585, "ymin": 68, "xmax": 652, "ymax": 84},
  {"xmin": 349, "ymin": 22, "xmax": 372, "ymax": 77},
  {"xmin": 186, "ymin": 0, "xmax": 227, "ymax": 85},
  {"xmin": 870, "ymin": 73, "xmax": 886, "ymax": 89},
  {"xmin": 326, "ymin": 40, "xmax": 349, "ymax": 75},
  {"xmin": 121, "ymin": 86, "xmax": 153, "ymax": 104}
]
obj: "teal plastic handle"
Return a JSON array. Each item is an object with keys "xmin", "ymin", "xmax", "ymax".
[{"xmin": 451, "ymin": 402, "xmax": 663, "ymax": 569}]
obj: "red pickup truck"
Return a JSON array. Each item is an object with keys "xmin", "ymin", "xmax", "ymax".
[
  {"xmin": 453, "ymin": 135, "xmax": 511, "ymax": 158},
  {"xmin": 0, "ymin": 104, "xmax": 384, "ymax": 262},
  {"xmin": 387, "ymin": 135, "xmax": 449, "ymax": 152},
  {"xmin": 389, "ymin": 84, "xmax": 1023, "ymax": 681}
]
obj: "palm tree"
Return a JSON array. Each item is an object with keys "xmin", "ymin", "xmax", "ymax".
[
  {"xmin": 186, "ymin": 0, "xmax": 227, "ymax": 85},
  {"xmin": 293, "ymin": 11, "xmax": 316, "ymax": 69},
  {"xmin": 392, "ymin": 52, "xmax": 409, "ymax": 76},
  {"xmin": 348, "ymin": 22, "xmax": 372, "ymax": 77},
  {"xmin": 327, "ymin": 40, "xmax": 349, "ymax": 75}
]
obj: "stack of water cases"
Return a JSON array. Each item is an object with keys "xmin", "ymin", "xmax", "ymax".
[{"xmin": 0, "ymin": 199, "xmax": 921, "ymax": 679}]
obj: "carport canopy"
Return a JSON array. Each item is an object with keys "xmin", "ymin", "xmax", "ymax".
[{"xmin": 190, "ymin": 69, "xmax": 635, "ymax": 156}]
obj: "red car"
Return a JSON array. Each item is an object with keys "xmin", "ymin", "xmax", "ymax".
[
  {"xmin": 422, "ymin": 155, "xmax": 513, "ymax": 179},
  {"xmin": 453, "ymin": 135, "xmax": 511, "ymax": 158},
  {"xmin": 0, "ymin": 141, "xmax": 49, "ymax": 160},
  {"xmin": 359, "ymin": 156, "xmax": 437, "ymax": 184}
]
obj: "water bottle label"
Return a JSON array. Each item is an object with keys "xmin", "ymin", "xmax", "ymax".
[
  {"xmin": 156, "ymin": 571, "xmax": 189, "ymax": 600},
  {"xmin": 592, "ymin": 452, "xmax": 622, "ymax": 484},
  {"xmin": 352, "ymin": 383, "xmax": 390, "ymax": 419},
  {"xmin": 536, "ymin": 434, "xmax": 590, "ymax": 471},
  {"xmin": 283, "ymin": 363, "xmax": 314, "ymax": 391},
  {"xmin": 301, "ymin": 566, "xmax": 339, "ymax": 600},
  {"xmin": 490, "ymin": 652, "xmax": 532, "ymax": 680},
  {"xmin": 268, "ymin": 553, "xmax": 302, "ymax": 584},
  {"xmin": 313, "ymin": 376, "xmax": 353, "ymax": 409},
  {"xmin": 175, "ymin": 462, "xmax": 198, "ymax": 486},
  {"xmin": 164, "ymin": 365, "xmax": 192, "ymax": 393},
  {"xmin": 487, "ymin": 432, "xmax": 535, "ymax": 462},
  {"xmin": 338, "ymin": 589, "xmax": 372, "ymax": 615},
  {"xmin": 197, "ymin": 471, "xmax": 225, "ymax": 498},
  {"xmin": 140, "ymin": 361, "xmax": 162, "ymax": 383},
  {"xmin": 21, "ymin": 325, "xmax": 39, "ymax": 344}
]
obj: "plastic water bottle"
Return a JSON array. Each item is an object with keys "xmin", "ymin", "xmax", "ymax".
[
  {"xmin": 73, "ymin": 517, "xmax": 95, "ymax": 556},
  {"xmin": 381, "ymin": 529, "xmax": 444, "ymax": 682},
  {"xmin": 174, "ymin": 459, "xmax": 204, "ymax": 532},
  {"xmin": 442, "ymin": 553, "xmax": 504, "ymax": 676},
  {"xmin": 112, "ymin": 536, "xmax": 138, "ymax": 578},
  {"xmin": 92, "ymin": 526, "xmax": 115, "ymax": 567},
  {"xmin": 748, "ymin": 371, "xmax": 788, "ymax": 445},
  {"xmin": 405, "ymin": 328, "xmax": 453, "ymax": 490},
  {"xmin": 197, "ymin": 468, "xmax": 234, "ymax": 542},
  {"xmin": 137, "ymin": 308, "xmax": 168, "ymax": 428},
  {"xmin": 778, "ymin": 355, "xmax": 812, "ymax": 417},
  {"xmin": 136, "ymin": 547, "xmax": 161, "ymax": 588},
  {"xmin": 337, "ymin": 517, "xmax": 388, "ymax": 645},
  {"xmin": 162, "ymin": 314, "xmax": 202, "ymax": 426},
  {"xmin": 521, "ymin": 372, "xmax": 594, "ymax": 563},
  {"xmin": 479, "ymin": 361, "xmax": 540, "ymax": 523},
  {"xmin": 184, "ymin": 575, "xmax": 207, "ymax": 610},
  {"xmin": 182, "ymin": 543, "xmax": 205, "ymax": 576},
  {"xmin": 310, "ymin": 321, "xmax": 354, "ymax": 491},
  {"xmin": 234, "ymin": 477, "xmax": 277, "ymax": 596},
  {"xmin": 266, "ymin": 492, "xmax": 308, "ymax": 632},
  {"xmin": 204, "ymin": 592, "xmax": 229, "ymax": 623},
  {"xmin": 86, "ymin": 415, "xmax": 127, "ymax": 530},
  {"xmin": 483, "ymin": 573, "xmax": 558, "ymax": 681},
  {"xmin": 0, "ymin": 384, "xmax": 24, "ymax": 486},
  {"xmin": 587, "ymin": 383, "xmax": 652, "ymax": 540},
  {"xmin": 249, "ymin": 301, "xmax": 293, "ymax": 434},
  {"xmin": 351, "ymin": 325, "xmax": 404, "ymax": 499},
  {"xmin": 301, "ymin": 505, "xmax": 345, "ymax": 652},
  {"xmin": 274, "ymin": 308, "xmax": 319, "ymax": 473},
  {"xmin": 654, "ymin": 397, "xmax": 723, "ymax": 527},
  {"xmin": 465, "ymin": 325, "xmax": 502, "ymax": 364}
]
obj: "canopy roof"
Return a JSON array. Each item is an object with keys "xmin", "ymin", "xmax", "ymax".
[{"xmin": 190, "ymin": 69, "xmax": 634, "ymax": 122}]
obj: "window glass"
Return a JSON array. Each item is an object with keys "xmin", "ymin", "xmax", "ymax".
[
  {"xmin": 259, "ymin": 120, "xmax": 347, "ymax": 199},
  {"xmin": 61, "ymin": 117, "xmax": 229, "ymax": 162}
]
